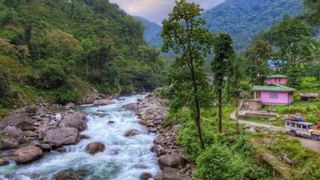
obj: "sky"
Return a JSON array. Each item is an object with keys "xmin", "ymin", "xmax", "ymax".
[{"xmin": 109, "ymin": 0, "xmax": 225, "ymax": 24}]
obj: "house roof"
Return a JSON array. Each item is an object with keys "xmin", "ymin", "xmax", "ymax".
[
  {"xmin": 268, "ymin": 74, "xmax": 288, "ymax": 78},
  {"xmin": 252, "ymin": 85, "xmax": 295, "ymax": 92}
]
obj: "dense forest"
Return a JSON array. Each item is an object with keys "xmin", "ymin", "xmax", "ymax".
[
  {"xmin": 161, "ymin": 0, "xmax": 320, "ymax": 179},
  {"xmin": 140, "ymin": 0, "xmax": 304, "ymax": 51},
  {"xmin": 0, "ymin": 0, "xmax": 164, "ymax": 111}
]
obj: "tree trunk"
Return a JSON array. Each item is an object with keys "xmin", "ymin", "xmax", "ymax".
[
  {"xmin": 194, "ymin": 94, "xmax": 205, "ymax": 149},
  {"xmin": 218, "ymin": 89, "xmax": 223, "ymax": 133}
]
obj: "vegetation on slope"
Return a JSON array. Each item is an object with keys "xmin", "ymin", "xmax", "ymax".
[
  {"xmin": 203, "ymin": 0, "xmax": 304, "ymax": 52},
  {"xmin": 0, "ymin": 0, "xmax": 165, "ymax": 111}
]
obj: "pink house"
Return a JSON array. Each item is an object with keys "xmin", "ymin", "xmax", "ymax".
[
  {"xmin": 253, "ymin": 85, "xmax": 295, "ymax": 105},
  {"xmin": 264, "ymin": 75, "xmax": 288, "ymax": 85}
]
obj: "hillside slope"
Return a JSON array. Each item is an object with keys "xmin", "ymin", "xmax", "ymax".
[
  {"xmin": 0, "ymin": 0, "xmax": 164, "ymax": 111},
  {"xmin": 135, "ymin": 16, "xmax": 162, "ymax": 48},
  {"xmin": 203, "ymin": 0, "xmax": 304, "ymax": 51}
]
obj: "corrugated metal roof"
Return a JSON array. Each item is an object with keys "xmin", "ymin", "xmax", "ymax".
[{"xmin": 252, "ymin": 85, "xmax": 295, "ymax": 92}]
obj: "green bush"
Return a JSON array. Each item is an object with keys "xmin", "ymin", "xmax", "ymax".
[
  {"xmin": 0, "ymin": 72, "xmax": 10, "ymax": 98},
  {"xmin": 38, "ymin": 62, "xmax": 67, "ymax": 89},
  {"xmin": 196, "ymin": 144, "xmax": 255, "ymax": 180}
]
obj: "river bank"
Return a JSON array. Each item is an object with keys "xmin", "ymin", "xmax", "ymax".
[
  {"xmin": 136, "ymin": 93, "xmax": 193, "ymax": 180},
  {"xmin": 0, "ymin": 95, "xmax": 160, "ymax": 179}
]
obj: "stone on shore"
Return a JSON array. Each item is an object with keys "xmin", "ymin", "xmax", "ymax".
[
  {"xmin": 140, "ymin": 172, "xmax": 152, "ymax": 180},
  {"xmin": 158, "ymin": 153, "xmax": 185, "ymax": 169},
  {"xmin": 122, "ymin": 103, "xmax": 138, "ymax": 112},
  {"xmin": 43, "ymin": 128, "xmax": 79, "ymax": 147},
  {"xmin": 59, "ymin": 112, "xmax": 87, "ymax": 131},
  {"xmin": 13, "ymin": 145, "xmax": 43, "ymax": 164},
  {"xmin": 124, "ymin": 129, "xmax": 139, "ymax": 137},
  {"xmin": 93, "ymin": 99, "xmax": 113, "ymax": 106},
  {"xmin": 86, "ymin": 142, "xmax": 105, "ymax": 155}
]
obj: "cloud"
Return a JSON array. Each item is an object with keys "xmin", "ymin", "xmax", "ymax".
[{"xmin": 109, "ymin": 0, "xmax": 225, "ymax": 24}]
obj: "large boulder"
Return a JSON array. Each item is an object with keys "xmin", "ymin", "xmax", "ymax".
[
  {"xmin": 0, "ymin": 113, "xmax": 34, "ymax": 129},
  {"xmin": 2, "ymin": 126, "xmax": 25, "ymax": 143},
  {"xmin": 158, "ymin": 153, "xmax": 185, "ymax": 169},
  {"xmin": 0, "ymin": 137, "xmax": 19, "ymax": 150},
  {"xmin": 86, "ymin": 142, "xmax": 105, "ymax": 155},
  {"xmin": 154, "ymin": 168, "xmax": 191, "ymax": 180},
  {"xmin": 43, "ymin": 128, "xmax": 79, "ymax": 147},
  {"xmin": 93, "ymin": 99, "xmax": 113, "ymax": 106},
  {"xmin": 54, "ymin": 169, "xmax": 89, "ymax": 180},
  {"xmin": 13, "ymin": 145, "xmax": 43, "ymax": 164},
  {"xmin": 59, "ymin": 112, "xmax": 87, "ymax": 131},
  {"xmin": 122, "ymin": 103, "xmax": 138, "ymax": 112},
  {"xmin": 124, "ymin": 129, "xmax": 139, "ymax": 137}
]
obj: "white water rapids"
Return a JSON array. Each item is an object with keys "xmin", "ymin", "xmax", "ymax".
[{"xmin": 0, "ymin": 95, "xmax": 160, "ymax": 180}]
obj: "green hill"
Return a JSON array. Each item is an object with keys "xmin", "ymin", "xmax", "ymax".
[
  {"xmin": 0, "ymin": 0, "xmax": 164, "ymax": 111},
  {"xmin": 203, "ymin": 0, "xmax": 304, "ymax": 51}
]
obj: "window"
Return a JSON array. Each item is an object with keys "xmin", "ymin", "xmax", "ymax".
[
  {"xmin": 303, "ymin": 125, "xmax": 307, "ymax": 129},
  {"xmin": 270, "ymin": 92, "xmax": 278, "ymax": 99},
  {"xmin": 297, "ymin": 124, "xmax": 301, "ymax": 128}
]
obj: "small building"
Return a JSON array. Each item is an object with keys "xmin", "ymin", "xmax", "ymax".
[
  {"xmin": 264, "ymin": 74, "xmax": 288, "ymax": 86},
  {"xmin": 252, "ymin": 85, "xmax": 295, "ymax": 105}
]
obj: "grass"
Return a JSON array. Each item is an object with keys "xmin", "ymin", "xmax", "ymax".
[{"xmin": 245, "ymin": 116, "xmax": 284, "ymax": 127}]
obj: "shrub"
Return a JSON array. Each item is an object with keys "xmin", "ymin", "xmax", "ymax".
[
  {"xmin": 196, "ymin": 144, "xmax": 255, "ymax": 180},
  {"xmin": 0, "ymin": 72, "xmax": 10, "ymax": 98},
  {"xmin": 38, "ymin": 62, "xmax": 67, "ymax": 89}
]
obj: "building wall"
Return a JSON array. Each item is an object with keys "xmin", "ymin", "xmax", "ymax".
[
  {"xmin": 265, "ymin": 78, "xmax": 288, "ymax": 85},
  {"xmin": 259, "ymin": 91, "xmax": 291, "ymax": 105}
]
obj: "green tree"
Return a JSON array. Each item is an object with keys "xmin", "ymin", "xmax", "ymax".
[
  {"xmin": 245, "ymin": 40, "xmax": 272, "ymax": 85},
  {"xmin": 211, "ymin": 33, "xmax": 235, "ymax": 133},
  {"xmin": 264, "ymin": 18, "xmax": 317, "ymax": 85},
  {"xmin": 162, "ymin": 0, "xmax": 213, "ymax": 148}
]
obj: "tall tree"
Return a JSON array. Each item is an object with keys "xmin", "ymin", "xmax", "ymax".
[
  {"xmin": 264, "ymin": 17, "xmax": 317, "ymax": 85},
  {"xmin": 245, "ymin": 40, "xmax": 272, "ymax": 85},
  {"xmin": 162, "ymin": 0, "xmax": 213, "ymax": 148},
  {"xmin": 211, "ymin": 33, "xmax": 235, "ymax": 133}
]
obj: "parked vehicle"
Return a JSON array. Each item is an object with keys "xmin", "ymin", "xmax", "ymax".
[{"xmin": 285, "ymin": 120, "xmax": 320, "ymax": 140}]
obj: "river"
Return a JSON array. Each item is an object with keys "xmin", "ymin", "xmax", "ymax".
[{"xmin": 0, "ymin": 95, "xmax": 160, "ymax": 180}]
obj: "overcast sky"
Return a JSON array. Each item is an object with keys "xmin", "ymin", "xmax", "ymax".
[{"xmin": 109, "ymin": 0, "xmax": 225, "ymax": 24}]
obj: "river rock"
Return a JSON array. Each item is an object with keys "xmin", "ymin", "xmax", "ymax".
[
  {"xmin": 124, "ymin": 129, "xmax": 139, "ymax": 137},
  {"xmin": 140, "ymin": 172, "xmax": 152, "ymax": 180},
  {"xmin": 154, "ymin": 167, "xmax": 191, "ymax": 180},
  {"xmin": 154, "ymin": 135, "xmax": 164, "ymax": 145},
  {"xmin": 54, "ymin": 169, "xmax": 89, "ymax": 180},
  {"xmin": 43, "ymin": 128, "xmax": 79, "ymax": 147},
  {"xmin": 0, "ymin": 159, "xmax": 9, "ymax": 166},
  {"xmin": 13, "ymin": 145, "xmax": 43, "ymax": 164},
  {"xmin": 122, "ymin": 103, "xmax": 138, "ymax": 112},
  {"xmin": 0, "ymin": 137, "xmax": 19, "ymax": 150},
  {"xmin": 80, "ymin": 134, "xmax": 90, "ymax": 140},
  {"xmin": 158, "ymin": 153, "xmax": 185, "ymax": 169},
  {"xmin": 59, "ymin": 112, "xmax": 87, "ymax": 131},
  {"xmin": 93, "ymin": 99, "xmax": 113, "ymax": 106},
  {"xmin": 0, "ymin": 113, "xmax": 34, "ymax": 129},
  {"xmin": 86, "ymin": 142, "xmax": 105, "ymax": 155},
  {"xmin": 2, "ymin": 126, "xmax": 25, "ymax": 143}
]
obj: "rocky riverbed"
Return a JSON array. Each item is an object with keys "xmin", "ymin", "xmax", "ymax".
[
  {"xmin": 0, "ymin": 93, "xmax": 192, "ymax": 179},
  {"xmin": 136, "ymin": 93, "xmax": 194, "ymax": 180}
]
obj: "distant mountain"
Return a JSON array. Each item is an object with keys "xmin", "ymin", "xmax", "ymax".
[
  {"xmin": 203, "ymin": 0, "xmax": 304, "ymax": 51},
  {"xmin": 135, "ymin": 16, "xmax": 162, "ymax": 48}
]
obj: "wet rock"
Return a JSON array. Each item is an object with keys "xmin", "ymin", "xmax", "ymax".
[
  {"xmin": 154, "ymin": 136, "xmax": 164, "ymax": 145},
  {"xmin": 2, "ymin": 126, "xmax": 25, "ymax": 143},
  {"xmin": 124, "ymin": 129, "xmax": 139, "ymax": 137},
  {"xmin": 140, "ymin": 172, "xmax": 152, "ymax": 180},
  {"xmin": 0, "ymin": 159, "xmax": 9, "ymax": 166},
  {"xmin": 86, "ymin": 142, "xmax": 105, "ymax": 155},
  {"xmin": 80, "ymin": 134, "xmax": 90, "ymax": 140},
  {"xmin": 0, "ymin": 137, "xmax": 19, "ymax": 150},
  {"xmin": 43, "ymin": 128, "xmax": 79, "ymax": 147},
  {"xmin": 13, "ymin": 145, "xmax": 43, "ymax": 164},
  {"xmin": 55, "ymin": 146, "xmax": 67, "ymax": 153},
  {"xmin": 59, "ymin": 112, "xmax": 87, "ymax": 131},
  {"xmin": 54, "ymin": 169, "xmax": 89, "ymax": 180},
  {"xmin": 156, "ymin": 167, "xmax": 192, "ymax": 180},
  {"xmin": 158, "ymin": 153, "xmax": 184, "ymax": 169},
  {"xmin": 151, "ymin": 145, "xmax": 165, "ymax": 157},
  {"xmin": 122, "ymin": 103, "xmax": 138, "ymax": 112},
  {"xmin": 93, "ymin": 99, "xmax": 113, "ymax": 106},
  {"xmin": 108, "ymin": 121, "xmax": 115, "ymax": 124}
]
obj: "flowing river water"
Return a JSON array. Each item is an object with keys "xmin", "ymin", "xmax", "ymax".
[{"xmin": 0, "ymin": 95, "xmax": 160, "ymax": 180}]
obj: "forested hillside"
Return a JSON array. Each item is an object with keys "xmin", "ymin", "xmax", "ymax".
[
  {"xmin": 0, "ymin": 0, "xmax": 164, "ymax": 111},
  {"xmin": 135, "ymin": 16, "xmax": 162, "ymax": 48},
  {"xmin": 203, "ymin": 0, "xmax": 303, "ymax": 51}
]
